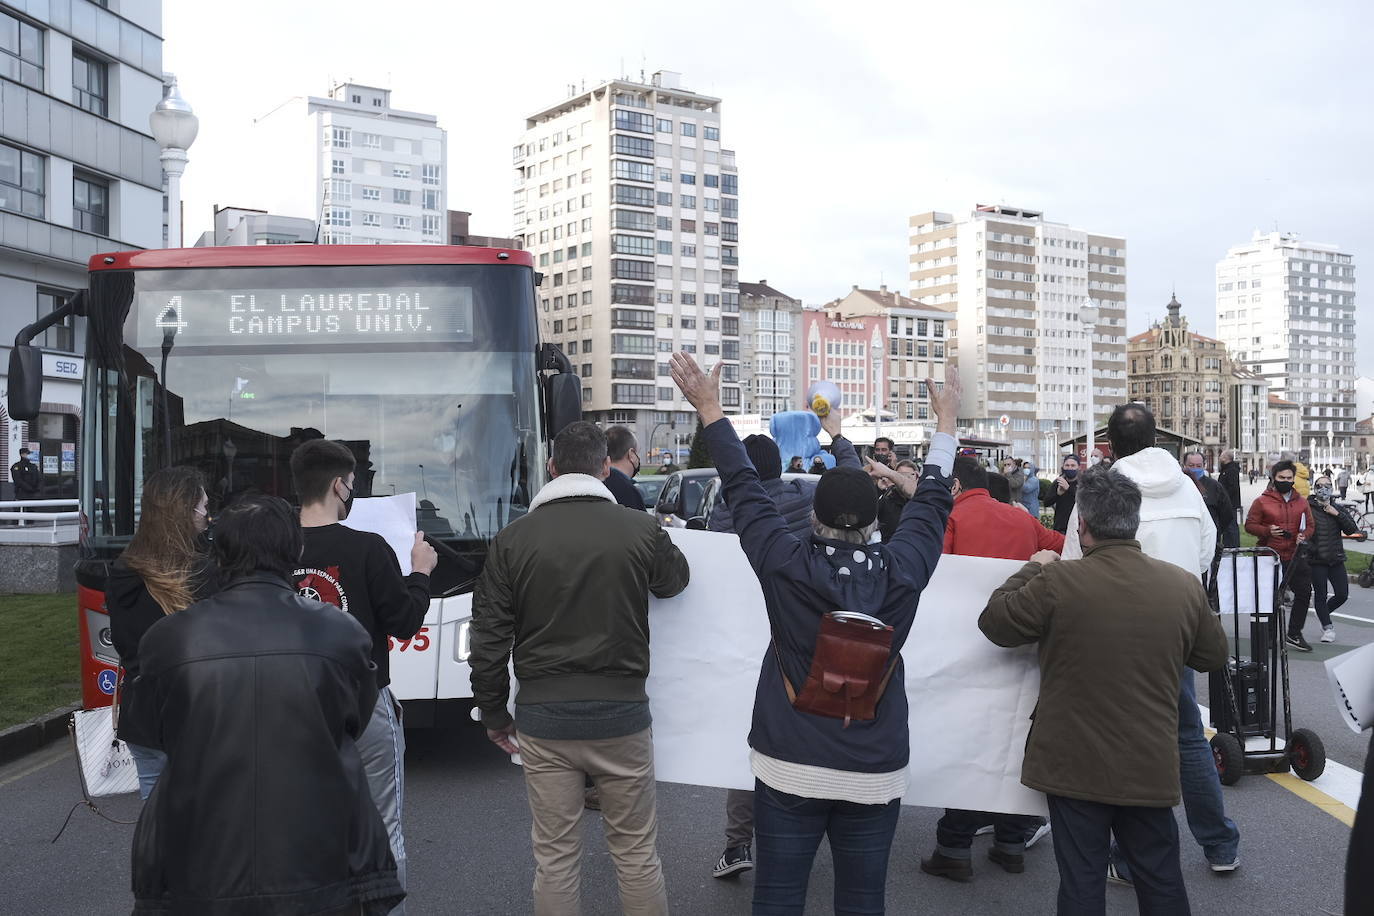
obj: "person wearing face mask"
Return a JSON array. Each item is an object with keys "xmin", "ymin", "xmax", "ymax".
[
  {"xmin": 1045, "ymin": 456, "xmax": 1081, "ymax": 533},
  {"xmin": 604, "ymin": 425, "xmax": 647, "ymax": 511},
  {"xmin": 1182, "ymin": 453, "xmax": 1233, "ymax": 600},
  {"xmin": 1245, "ymin": 460, "xmax": 1316, "ymax": 652},
  {"xmin": 291, "ymin": 438, "xmax": 437, "ymax": 914},
  {"xmin": 1304, "ymin": 475, "xmax": 1365, "ymax": 644},
  {"xmin": 107, "ymin": 466, "xmax": 220, "ymax": 798}
]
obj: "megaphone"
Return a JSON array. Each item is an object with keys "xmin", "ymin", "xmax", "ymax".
[{"xmin": 806, "ymin": 380, "xmax": 842, "ymax": 418}]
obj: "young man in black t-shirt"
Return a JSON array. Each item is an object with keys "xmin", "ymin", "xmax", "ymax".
[{"xmin": 291, "ymin": 439, "xmax": 436, "ymax": 915}]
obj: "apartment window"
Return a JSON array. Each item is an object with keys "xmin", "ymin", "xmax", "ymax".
[
  {"xmin": 613, "ymin": 208, "xmax": 654, "ymax": 231},
  {"xmin": 72, "ymin": 172, "xmax": 108, "ymax": 234},
  {"xmin": 614, "ymin": 135, "xmax": 654, "ymax": 158},
  {"xmin": 614, "ymin": 184, "xmax": 654, "ymax": 208},
  {"xmin": 393, "ymin": 215, "xmax": 411, "ymax": 230},
  {"xmin": 422, "ymin": 163, "xmax": 441, "ymax": 185},
  {"xmin": 613, "ymin": 109, "xmax": 654, "ymax": 133},
  {"xmin": 37, "ymin": 288, "xmax": 74, "ymax": 351},
  {"xmin": 393, "ymin": 165, "xmax": 411, "ymax": 179},
  {"xmin": 72, "ymin": 49, "xmax": 107, "ymax": 116},
  {"xmin": 704, "ymin": 174, "xmax": 719, "ymax": 188},
  {"xmin": 0, "ymin": 12, "xmax": 43, "ymax": 90},
  {"xmin": 721, "ymin": 174, "xmax": 738, "ymax": 195},
  {"xmin": 359, "ymin": 133, "xmax": 381, "ymax": 149},
  {"xmin": 582, "ymin": 266, "xmax": 593, "ymax": 280},
  {"xmin": 324, "ymin": 207, "xmax": 351, "ymax": 227},
  {"xmin": 680, "ymin": 173, "xmax": 696, "ymax": 185},
  {"xmin": 704, "ymin": 126, "xmax": 720, "ymax": 141},
  {"xmin": 393, "ymin": 188, "xmax": 412, "ymax": 205},
  {"xmin": 656, "ymin": 240, "xmax": 671, "ymax": 255},
  {"xmin": 656, "ymin": 191, "xmax": 673, "ymax": 206},
  {"xmin": 422, "ymin": 214, "xmax": 441, "ymax": 237},
  {"xmin": 351, "ymin": 93, "xmax": 361, "ymax": 104},
  {"xmin": 611, "ymin": 259, "xmax": 654, "ymax": 281},
  {"xmin": 681, "ymin": 122, "xmax": 697, "ymax": 137},
  {"xmin": 581, "ymin": 241, "xmax": 592, "ymax": 257},
  {"xmin": 656, "ymin": 118, "xmax": 672, "ymax": 132},
  {"xmin": 613, "ymin": 234, "xmax": 655, "ymax": 256},
  {"xmin": 680, "ymin": 219, "xmax": 696, "ymax": 233},
  {"xmin": 362, "ymin": 212, "xmax": 380, "ymax": 227},
  {"xmin": 0, "ymin": 142, "xmax": 44, "ymax": 217},
  {"xmin": 331, "ymin": 158, "xmax": 345, "ymax": 175},
  {"xmin": 680, "ymin": 194, "xmax": 696, "ymax": 209},
  {"xmin": 422, "ymin": 189, "xmax": 440, "ymax": 210},
  {"xmin": 656, "ymin": 215, "xmax": 672, "ymax": 230},
  {"xmin": 613, "ymin": 160, "xmax": 654, "ymax": 183},
  {"xmin": 330, "ymin": 127, "xmax": 351, "ymax": 148},
  {"xmin": 328, "ymin": 178, "xmax": 351, "ymax": 201},
  {"xmin": 681, "ymin": 244, "xmax": 696, "ymax": 257},
  {"xmin": 373, "ymin": 98, "xmax": 383, "ymax": 107},
  {"xmin": 361, "ymin": 186, "xmax": 380, "ymax": 201}
]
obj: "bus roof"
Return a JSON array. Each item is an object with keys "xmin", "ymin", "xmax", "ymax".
[{"xmin": 88, "ymin": 244, "xmax": 533, "ymax": 272}]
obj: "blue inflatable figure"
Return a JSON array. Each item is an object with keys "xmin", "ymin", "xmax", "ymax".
[{"xmin": 770, "ymin": 410, "xmax": 835, "ymax": 471}]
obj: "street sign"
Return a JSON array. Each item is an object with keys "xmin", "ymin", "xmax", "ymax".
[{"xmin": 999, "ymin": 414, "xmax": 1010, "ymax": 427}]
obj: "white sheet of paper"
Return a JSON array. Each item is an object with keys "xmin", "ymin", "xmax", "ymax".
[
  {"xmin": 647, "ymin": 530, "xmax": 1047, "ymax": 816},
  {"xmin": 342, "ymin": 492, "xmax": 418, "ymax": 575},
  {"xmin": 1215, "ymin": 553, "xmax": 1277, "ymax": 617},
  {"xmin": 1325, "ymin": 642, "xmax": 1374, "ymax": 734}
]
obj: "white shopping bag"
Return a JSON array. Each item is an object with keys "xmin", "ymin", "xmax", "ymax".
[
  {"xmin": 70, "ymin": 707, "xmax": 139, "ymax": 798},
  {"xmin": 1325, "ymin": 642, "xmax": 1374, "ymax": 734}
]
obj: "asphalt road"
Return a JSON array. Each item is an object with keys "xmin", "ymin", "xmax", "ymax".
[{"xmin": 2, "ymin": 585, "xmax": 1368, "ymax": 916}]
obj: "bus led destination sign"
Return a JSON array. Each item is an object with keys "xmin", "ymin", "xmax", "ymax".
[{"xmin": 135, "ymin": 286, "xmax": 474, "ymax": 348}]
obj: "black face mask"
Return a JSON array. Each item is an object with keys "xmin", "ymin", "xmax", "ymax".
[
  {"xmin": 1063, "ymin": 468, "xmax": 1079, "ymax": 480},
  {"xmin": 630, "ymin": 451, "xmax": 641, "ymax": 477},
  {"xmin": 338, "ymin": 480, "xmax": 355, "ymax": 519},
  {"xmin": 1274, "ymin": 480, "xmax": 1295, "ymax": 495}
]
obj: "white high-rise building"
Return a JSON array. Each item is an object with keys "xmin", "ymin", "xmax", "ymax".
[
  {"xmin": 1215, "ymin": 231, "xmax": 1357, "ymax": 446},
  {"xmin": 248, "ymin": 83, "xmax": 447, "ymax": 245},
  {"xmin": 513, "ymin": 70, "xmax": 741, "ymax": 436},
  {"xmin": 908, "ymin": 205, "xmax": 1128, "ymax": 458}
]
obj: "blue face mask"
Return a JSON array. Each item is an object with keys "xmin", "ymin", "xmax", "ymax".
[
  {"xmin": 1186, "ymin": 467, "xmax": 1206, "ymax": 480},
  {"xmin": 1062, "ymin": 468, "xmax": 1078, "ymax": 480}
]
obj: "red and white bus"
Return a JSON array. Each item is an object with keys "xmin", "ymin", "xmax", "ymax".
[{"xmin": 7, "ymin": 244, "xmax": 580, "ymax": 726}]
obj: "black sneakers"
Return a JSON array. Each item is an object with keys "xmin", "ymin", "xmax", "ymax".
[
  {"xmin": 1285, "ymin": 632, "xmax": 1313, "ymax": 653},
  {"xmin": 713, "ymin": 844, "xmax": 754, "ymax": 878}
]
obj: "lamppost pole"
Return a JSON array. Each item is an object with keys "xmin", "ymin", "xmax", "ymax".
[
  {"xmin": 871, "ymin": 342, "xmax": 883, "ymax": 443},
  {"xmin": 149, "ymin": 74, "xmax": 198, "ymax": 248},
  {"xmin": 1081, "ymin": 302, "xmax": 1100, "ymax": 462}
]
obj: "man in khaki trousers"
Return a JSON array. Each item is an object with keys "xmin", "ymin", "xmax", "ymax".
[{"xmin": 469, "ymin": 421, "xmax": 690, "ymax": 915}]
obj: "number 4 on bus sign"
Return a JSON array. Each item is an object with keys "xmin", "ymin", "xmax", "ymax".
[{"xmin": 157, "ymin": 296, "xmax": 188, "ymax": 334}]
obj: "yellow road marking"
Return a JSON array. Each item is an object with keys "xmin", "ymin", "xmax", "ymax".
[{"xmin": 1265, "ymin": 773, "xmax": 1356, "ymax": 827}]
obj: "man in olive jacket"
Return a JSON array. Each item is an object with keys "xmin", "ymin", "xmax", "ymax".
[
  {"xmin": 979, "ymin": 466, "xmax": 1228, "ymax": 915},
  {"xmin": 470, "ymin": 420, "xmax": 690, "ymax": 916}
]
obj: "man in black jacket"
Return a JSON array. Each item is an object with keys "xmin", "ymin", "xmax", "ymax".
[
  {"xmin": 1217, "ymin": 450, "xmax": 1243, "ymax": 548},
  {"xmin": 9, "ymin": 446, "xmax": 41, "ymax": 502},
  {"xmin": 291, "ymin": 439, "xmax": 436, "ymax": 915},
  {"xmin": 471, "ymin": 420, "xmax": 690, "ymax": 915},
  {"xmin": 132, "ymin": 495, "xmax": 403, "ymax": 916},
  {"xmin": 605, "ymin": 425, "xmax": 647, "ymax": 510},
  {"xmin": 1045, "ymin": 456, "xmax": 1080, "ymax": 533}
]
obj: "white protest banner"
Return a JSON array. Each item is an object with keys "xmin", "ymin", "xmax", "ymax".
[
  {"xmin": 1215, "ymin": 552, "xmax": 1278, "ymax": 616},
  {"xmin": 1325, "ymin": 642, "xmax": 1374, "ymax": 734},
  {"xmin": 647, "ymin": 530, "xmax": 1047, "ymax": 816},
  {"xmin": 342, "ymin": 492, "xmax": 419, "ymax": 574}
]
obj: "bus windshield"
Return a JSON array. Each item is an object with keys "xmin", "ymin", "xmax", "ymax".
[{"xmin": 82, "ymin": 261, "xmax": 546, "ymax": 595}]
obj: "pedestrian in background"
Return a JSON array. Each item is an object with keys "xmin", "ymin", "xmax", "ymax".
[
  {"xmin": 471, "ymin": 420, "xmax": 689, "ymax": 916},
  {"xmin": 605, "ymin": 425, "xmax": 647, "ymax": 511},
  {"xmin": 1246, "ymin": 460, "xmax": 1316, "ymax": 653},
  {"xmin": 1337, "ymin": 466, "xmax": 1352, "ymax": 501},
  {"xmin": 920, "ymin": 456, "xmax": 1062, "ymax": 884},
  {"xmin": 291, "ymin": 439, "xmax": 437, "ymax": 914},
  {"xmin": 1044, "ymin": 456, "xmax": 1080, "ymax": 534},
  {"xmin": 107, "ymin": 466, "xmax": 217, "ymax": 799},
  {"xmin": 1362, "ymin": 466, "xmax": 1374, "ymax": 512},
  {"xmin": 980, "ymin": 466, "xmax": 1228, "ymax": 915},
  {"xmin": 1305, "ymin": 474, "xmax": 1364, "ymax": 644},
  {"xmin": 1018, "ymin": 460, "xmax": 1041, "ymax": 518},
  {"xmin": 8, "ymin": 445, "xmax": 41, "ymax": 503},
  {"xmin": 674, "ymin": 350, "xmax": 958, "ymax": 916},
  {"xmin": 131, "ymin": 495, "xmax": 403, "ymax": 916},
  {"xmin": 1183, "ymin": 451, "xmax": 1233, "ymax": 596},
  {"xmin": 876, "ymin": 460, "xmax": 920, "ymax": 543},
  {"xmin": 708, "ymin": 417, "xmax": 856, "ymax": 880},
  {"xmin": 1217, "ymin": 450, "xmax": 1243, "ymax": 549},
  {"xmin": 788, "ymin": 456, "xmax": 805, "ymax": 473}
]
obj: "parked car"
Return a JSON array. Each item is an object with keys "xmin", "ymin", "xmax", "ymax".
[
  {"xmin": 696, "ymin": 472, "xmax": 820, "ymax": 531},
  {"xmin": 654, "ymin": 468, "xmax": 719, "ymax": 528},
  {"xmin": 632, "ymin": 475, "xmax": 669, "ymax": 514}
]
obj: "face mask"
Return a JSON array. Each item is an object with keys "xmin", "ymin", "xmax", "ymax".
[
  {"xmin": 1314, "ymin": 486, "xmax": 1333, "ymax": 500},
  {"xmin": 1186, "ymin": 467, "xmax": 1206, "ymax": 480},
  {"xmin": 1274, "ymin": 480, "xmax": 1294, "ymax": 495},
  {"xmin": 1063, "ymin": 468, "xmax": 1079, "ymax": 480},
  {"xmin": 338, "ymin": 479, "xmax": 355, "ymax": 519},
  {"xmin": 1089, "ymin": 456, "xmax": 1102, "ymax": 466},
  {"xmin": 630, "ymin": 450, "xmax": 641, "ymax": 476}
]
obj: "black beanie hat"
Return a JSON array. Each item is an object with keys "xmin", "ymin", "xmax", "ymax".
[
  {"xmin": 743, "ymin": 434, "xmax": 782, "ymax": 481},
  {"xmin": 813, "ymin": 466, "xmax": 879, "ymax": 530}
]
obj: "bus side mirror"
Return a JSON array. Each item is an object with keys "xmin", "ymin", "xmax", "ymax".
[
  {"xmin": 7, "ymin": 345, "xmax": 42, "ymax": 421},
  {"xmin": 547, "ymin": 372, "xmax": 582, "ymax": 438}
]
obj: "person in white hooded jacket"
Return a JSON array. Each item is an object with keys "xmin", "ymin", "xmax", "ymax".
[{"xmin": 1059, "ymin": 403, "xmax": 1240, "ymax": 880}]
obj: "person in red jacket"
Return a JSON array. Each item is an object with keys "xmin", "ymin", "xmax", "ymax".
[
  {"xmin": 921, "ymin": 456, "xmax": 1064, "ymax": 883},
  {"xmin": 1244, "ymin": 460, "xmax": 1316, "ymax": 652}
]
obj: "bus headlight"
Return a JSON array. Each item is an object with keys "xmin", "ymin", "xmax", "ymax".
[{"xmin": 455, "ymin": 618, "xmax": 471, "ymax": 662}]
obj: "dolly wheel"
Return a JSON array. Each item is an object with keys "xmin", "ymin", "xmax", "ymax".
[
  {"xmin": 1211, "ymin": 733, "xmax": 1245, "ymax": 786},
  {"xmin": 1289, "ymin": 729, "xmax": 1326, "ymax": 781}
]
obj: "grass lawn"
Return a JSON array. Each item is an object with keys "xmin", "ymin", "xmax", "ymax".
[{"xmin": 0, "ymin": 593, "xmax": 80, "ymax": 731}]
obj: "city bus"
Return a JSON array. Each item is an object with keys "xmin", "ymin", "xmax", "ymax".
[{"xmin": 7, "ymin": 244, "xmax": 580, "ymax": 726}]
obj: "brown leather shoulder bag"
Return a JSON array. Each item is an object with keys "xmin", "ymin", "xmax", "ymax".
[{"xmin": 775, "ymin": 611, "xmax": 898, "ymax": 728}]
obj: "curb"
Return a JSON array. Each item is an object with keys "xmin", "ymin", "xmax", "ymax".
[{"xmin": 0, "ymin": 704, "xmax": 78, "ymax": 767}]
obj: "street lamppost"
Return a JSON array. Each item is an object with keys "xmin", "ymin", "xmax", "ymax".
[
  {"xmin": 871, "ymin": 342, "xmax": 884, "ymax": 443},
  {"xmin": 149, "ymin": 74, "xmax": 198, "ymax": 248},
  {"xmin": 1080, "ymin": 302, "xmax": 1100, "ymax": 462}
]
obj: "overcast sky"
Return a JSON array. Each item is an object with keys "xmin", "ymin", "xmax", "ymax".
[{"xmin": 165, "ymin": 1, "xmax": 1374, "ymax": 374}]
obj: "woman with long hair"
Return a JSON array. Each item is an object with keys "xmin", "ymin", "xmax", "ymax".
[{"xmin": 107, "ymin": 466, "xmax": 216, "ymax": 798}]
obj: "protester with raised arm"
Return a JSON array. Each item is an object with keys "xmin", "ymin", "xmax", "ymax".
[{"xmin": 672, "ymin": 351, "xmax": 958, "ymax": 916}]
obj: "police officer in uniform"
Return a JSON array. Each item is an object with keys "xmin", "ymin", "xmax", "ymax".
[{"xmin": 10, "ymin": 447, "xmax": 42, "ymax": 503}]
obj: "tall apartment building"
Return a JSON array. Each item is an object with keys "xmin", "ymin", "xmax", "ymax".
[
  {"xmin": 908, "ymin": 205, "xmax": 1128, "ymax": 458},
  {"xmin": 824, "ymin": 285, "xmax": 953, "ymax": 424},
  {"xmin": 1126, "ymin": 295, "xmax": 1231, "ymax": 453},
  {"xmin": 1229, "ymin": 366, "xmax": 1270, "ymax": 470},
  {"xmin": 739, "ymin": 280, "xmax": 801, "ymax": 417},
  {"xmin": 513, "ymin": 70, "xmax": 741, "ymax": 433},
  {"xmin": 0, "ymin": 0, "xmax": 165, "ymax": 496},
  {"xmin": 250, "ymin": 83, "xmax": 447, "ymax": 244},
  {"xmin": 1214, "ymin": 231, "xmax": 1357, "ymax": 445}
]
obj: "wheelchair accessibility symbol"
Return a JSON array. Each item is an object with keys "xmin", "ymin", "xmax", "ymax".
[{"xmin": 96, "ymin": 669, "xmax": 118, "ymax": 696}]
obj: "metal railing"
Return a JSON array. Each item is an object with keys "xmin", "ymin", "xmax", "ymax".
[{"xmin": 0, "ymin": 499, "xmax": 80, "ymax": 545}]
